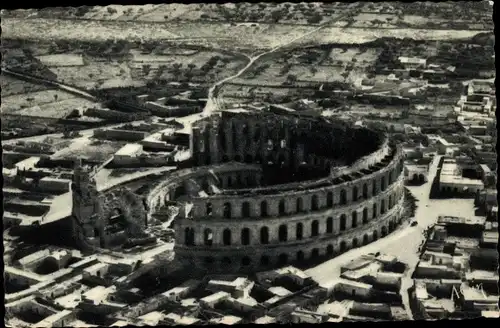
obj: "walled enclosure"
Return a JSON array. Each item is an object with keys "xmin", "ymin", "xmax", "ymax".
[{"xmin": 160, "ymin": 111, "xmax": 408, "ymax": 273}]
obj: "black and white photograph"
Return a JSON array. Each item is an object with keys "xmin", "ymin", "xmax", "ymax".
[{"xmin": 1, "ymin": 1, "xmax": 497, "ymax": 326}]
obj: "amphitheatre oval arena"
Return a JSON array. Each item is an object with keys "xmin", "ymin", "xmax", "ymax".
[{"xmin": 146, "ymin": 111, "xmax": 406, "ymax": 273}]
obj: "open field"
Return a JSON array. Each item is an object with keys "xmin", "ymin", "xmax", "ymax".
[
  {"xmin": 52, "ymin": 138, "xmax": 126, "ymax": 161},
  {"xmin": 49, "ymin": 61, "xmax": 135, "ymax": 89},
  {"xmin": 2, "ymin": 87, "xmax": 102, "ymax": 119},
  {"xmin": 1, "ymin": 18, "xmax": 316, "ymax": 50},
  {"xmin": 290, "ymin": 27, "xmax": 490, "ymax": 47},
  {"xmin": 1, "ymin": 18, "xmax": 181, "ymax": 42},
  {"xmin": 325, "ymin": 48, "xmax": 382, "ymax": 66},
  {"xmin": 2, "ymin": 90, "xmax": 86, "ymax": 112},
  {"xmin": 0, "ymin": 75, "xmax": 55, "ymax": 97},
  {"xmin": 14, "ymin": 98, "xmax": 99, "ymax": 119},
  {"xmin": 35, "ymin": 54, "xmax": 84, "ymax": 67},
  {"xmin": 4, "ymin": 17, "xmax": 488, "ymax": 51}
]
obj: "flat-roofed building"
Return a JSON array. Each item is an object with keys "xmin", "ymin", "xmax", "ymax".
[
  {"xmin": 161, "ymin": 279, "xmax": 200, "ymax": 302},
  {"xmin": 209, "ymin": 315, "xmax": 242, "ymax": 325},
  {"xmin": 398, "ymin": 56, "xmax": 427, "ymax": 69},
  {"xmin": 113, "ymin": 143, "xmax": 143, "ymax": 165},
  {"xmin": 199, "ymin": 291, "xmax": 231, "ymax": 308},
  {"xmin": 163, "ymin": 313, "xmax": 200, "ymax": 325},
  {"xmin": 38, "ymin": 177, "xmax": 72, "ymax": 193}
]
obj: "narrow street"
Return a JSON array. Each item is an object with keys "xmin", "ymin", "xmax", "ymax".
[{"xmin": 306, "ymin": 155, "xmax": 480, "ymax": 319}]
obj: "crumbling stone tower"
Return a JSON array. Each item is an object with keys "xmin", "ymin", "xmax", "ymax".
[{"xmin": 71, "ymin": 158, "xmax": 103, "ymax": 250}]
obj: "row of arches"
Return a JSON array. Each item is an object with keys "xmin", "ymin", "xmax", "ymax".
[
  {"xmin": 188, "ymin": 192, "xmax": 402, "ymax": 247},
  {"xmin": 205, "ymin": 173, "xmax": 403, "ymax": 219},
  {"xmin": 199, "ymin": 219, "xmax": 401, "ymax": 269}
]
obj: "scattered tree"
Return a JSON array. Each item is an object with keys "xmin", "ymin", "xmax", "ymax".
[
  {"xmin": 106, "ymin": 7, "xmax": 117, "ymax": 15},
  {"xmin": 142, "ymin": 64, "xmax": 151, "ymax": 76},
  {"xmin": 307, "ymin": 13, "xmax": 322, "ymax": 24}
]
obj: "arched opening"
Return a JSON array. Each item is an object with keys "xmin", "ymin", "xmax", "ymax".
[
  {"xmin": 222, "ymin": 155, "xmax": 229, "ymax": 162},
  {"xmin": 372, "ymin": 180, "xmax": 378, "ymax": 195},
  {"xmin": 340, "ymin": 189, "xmax": 347, "ymax": 205},
  {"xmin": 223, "ymin": 229, "xmax": 232, "ymax": 246},
  {"xmin": 381, "ymin": 199, "xmax": 386, "ymax": 215},
  {"xmin": 311, "ymin": 194, "xmax": 319, "ymax": 211},
  {"xmin": 202, "ymin": 179, "xmax": 210, "ymax": 191},
  {"xmin": 326, "ymin": 217, "xmax": 333, "ymax": 233},
  {"xmin": 242, "ymin": 202, "xmax": 251, "ymax": 218},
  {"xmin": 381, "ymin": 226, "xmax": 388, "ymax": 237},
  {"xmin": 311, "ymin": 248, "xmax": 320, "ymax": 259},
  {"xmin": 362, "ymin": 183, "xmax": 368, "ymax": 198},
  {"xmin": 340, "ymin": 241, "xmax": 347, "ymax": 253},
  {"xmin": 227, "ymin": 176, "xmax": 233, "ymax": 187},
  {"xmin": 278, "ymin": 224, "xmax": 288, "ymax": 242},
  {"xmin": 296, "ymin": 223, "xmax": 304, "ymax": 240},
  {"xmin": 260, "ymin": 201, "xmax": 268, "ymax": 217},
  {"xmin": 265, "ymin": 153, "xmax": 273, "ymax": 165},
  {"xmin": 242, "ymin": 256, "xmax": 251, "ymax": 267},
  {"xmin": 419, "ymin": 174, "xmax": 425, "ymax": 183},
  {"xmin": 388, "ymin": 171, "xmax": 393, "ymax": 185},
  {"xmin": 352, "ymin": 238, "xmax": 359, "ymax": 248},
  {"xmin": 221, "ymin": 257, "xmax": 232, "ymax": 269},
  {"xmin": 296, "ymin": 197, "xmax": 304, "ymax": 213},
  {"xmin": 340, "ymin": 214, "xmax": 347, "ymax": 231},
  {"xmin": 206, "ymin": 202, "xmax": 213, "ymax": 216},
  {"xmin": 234, "ymin": 155, "xmax": 242, "ymax": 162},
  {"xmin": 352, "ymin": 211, "xmax": 358, "ymax": 228},
  {"xmin": 296, "ymin": 251, "xmax": 305, "ymax": 262},
  {"xmin": 363, "ymin": 234, "xmax": 369, "ymax": 245},
  {"xmin": 327, "ymin": 191, "xmax": 333, "ymax": 207},
  {"xmin": 389, "ymin": 221, "xmax": 394, "ymax": 233},
  {"xmin": 223, "ymin": 202, "xmax": 231, "ymax": 219},
  {"xmin": 260, "ymin": 227, "xmax": 269, "ymax": 244},
  {"xmin": 245, "ymin": 154, "xmax": 253, "ymax": 163},
  {"xmin": 279, "ymin": 199, "xmax": 286, "ymax": 216},
  {"xmin": 204, "ymin": 229, "xmax": 213, "ymax": 246},
  {"xmin": 412, "ymin": 174, "xmax": 418, "ymax": 182},
  {"xmin": 311, "ymin": 220, "xmax": 319, "ymax": 237},
  {"xmin": 254, "ymin": 126, "xmax": 261, "ymax": 142},
  {"xmin": 327, "ymin": 244, "xmax": 334, "ymax": 256},
  {"xmin": 352, "ymin": 186, "xmax": 358, "ymax": 201},
  {"xmin": 260, "ymin": 255, "xmax": 270, "ymax": 266},
  {"xmin": 278, "ymin": 253, "xmax": 288, "ymax": 266},
  {"xmin": 278, "ymin": 153, "xmax": 286, "ymax": 166},
  {"xmin": 362, "ymin": 208, "xmax": 368, "ymax": 224},
  {"xmin": 236, "ymin": 174, "xmax": 243, "ymax": 186},
  {"xmin": 381, "ymin": 176, "xmax": 386, "ymax": 191},
  {"xmin": 184, "ymin": 228, "xmax": 195, "ymax": 246},
  {"xmin": 241, "ymin": 228, "xmax": 251, "ymax": 245},
  {"xmin": 373, "ymin": 203, "xmax": 377, "ymax": 219},
  {"xmin": 373, "ymin": 230, "xmax": 378, "ymax": 241}
]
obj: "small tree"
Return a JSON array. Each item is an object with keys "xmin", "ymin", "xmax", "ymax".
[
  {"xmin": 307, "ymin": 13, "xmax": 322, "ymax": 24},
  {"xmin": 286, "ymin": 74, "xmax": 297, "ymax": 85},
  {"xmin": 142, "ymin": 64, "xmax": 151, "ymax": 76}
]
